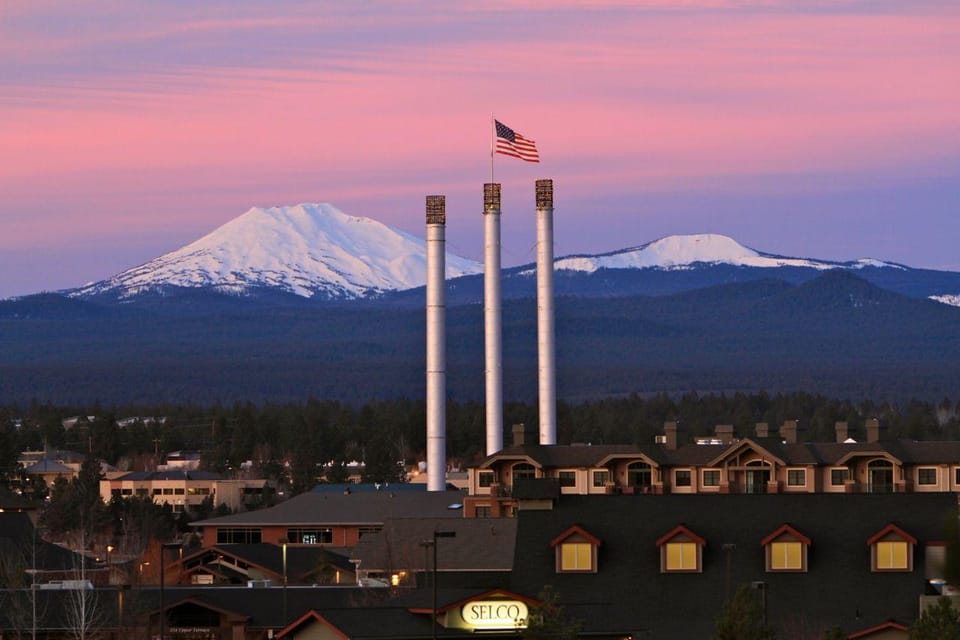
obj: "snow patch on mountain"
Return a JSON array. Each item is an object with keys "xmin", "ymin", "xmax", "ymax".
[
  {"xmin": 71, "ymin": 203, "xmax": 482, "ymax": 300},
  {"xmin": 930, "ymin": 294, "xmax": 960, "ymax": 307},
  {"xmin": 552, "ymin": 234, "xmax": 904, "ymax": 274}
]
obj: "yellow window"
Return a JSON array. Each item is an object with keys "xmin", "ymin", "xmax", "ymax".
[
  {"xmin": 560, "ymin": 542, "xmax": 593, "ymax": 571},
  {"xmin": 665, "ymin": 542, "xmax": 697, "ymax": 570},
  {"xmin": 876, "ymin": 541, "xmax": 909, "ymax": 570},
  {"xmin": 770, "ymin": 541, "xmax": 803, "ymax": 570}
]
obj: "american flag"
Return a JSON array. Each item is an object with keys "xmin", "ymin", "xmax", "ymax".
[{"xmin": 495, "ymin": 120, "xmax": 540, "ymax": 163}]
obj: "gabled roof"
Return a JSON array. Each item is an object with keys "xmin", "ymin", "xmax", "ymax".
[
  {"xmin": 760, "ymin": 524, "xmax": 811, "ymax": 546},
  {"xmin": 655, "ymin": 524, "xmax": 706, "ymax": 547},
  {"xmin": 866, "ymin": 524, "xmax": 917, "ymax": 546},
  {"xmin": 479, "ymin": 443, "xmax": 668, "ymax": 469},
  {"xmin": 175, "ymin": 543, "xmax": 350, "ymax": 582},
  {"xmin": 276, "ymin": 610, "xmax": 349, "ymax": 639},
  {"xmin": 706, "ymin": 437, "xmax": 787, "ymax": 468},
  {"xmin": 847, "ymin": 620, "xmax": 908, "ymax": 639},
  {"xmin": 145, "ymin": 596, "xmax": 250, "ymax": 623},
  {"xmin": 550, "ymin": 524, "xmax": 602, "ymax": 548}
]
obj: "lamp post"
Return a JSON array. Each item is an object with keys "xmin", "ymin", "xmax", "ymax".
[
  {"xmin": 159, "ymin": 542, "xmax": 180, "ymax": 640},
  {"xmin": 105, "ymin": 545, "xmax": 114, "ymax": 585},
  {"xmin": 279, "ymin": 538, "xmax": 289, "ymax": 628},
  {"xmin": 425, "ymin": 530, "xmax": 456, "ymax": 640}
]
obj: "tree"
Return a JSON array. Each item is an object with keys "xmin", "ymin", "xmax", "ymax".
[
  {"xmin": 910, "ymin": 597, "xmax": 960, "ymax": 640},
  {"xmin": 523, "ymin": 585, "xmax": 580, "ymax": 640},
  {"xmin": 713, "ymin": 584, "xmax": 777, "ymax": 640}
]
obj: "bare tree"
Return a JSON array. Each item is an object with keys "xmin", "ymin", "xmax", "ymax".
[{"xmin": 0, "ymin": 528, "xmax": 49, "ymax": 640}]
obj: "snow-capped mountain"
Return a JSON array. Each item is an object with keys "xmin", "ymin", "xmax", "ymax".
[
  {"xmin": 931, "ymin": 294, "xmax": 960, "ymax": 308},
  {"xmin": 552, "ymin": 233, "xmax": 904, "ymax": 273},
  {"xmin": 71, "ymin": 203, "xmax": 482, "ymax": 300}
]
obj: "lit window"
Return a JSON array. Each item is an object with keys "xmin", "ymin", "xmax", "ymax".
[
  {"xmin": 876, "ymin": 541, "xmax": 909, "ymax": 570},
  {"xmin": 868, "ymin": 524, "xmax": 915, "ymax": 572},
  {"xmin": 657, "ymin": 525, "xmax": 705, "ymax": 573},
  {"xmin": 770, "ymin": 541, "xmax": 803, "ymax": 570},
  {"xmin": 551, "ymin": 526, "xmax": 602, "ymax": 574},
  {"xmin": 665, "ymin": 542, "xmax": 697, "ymax": 570},
  {"xmin": 702, "ymin": 470, "xmax": 720, "ymax": 487},
  {"xmin": 787, "ymin": 469, "xmax": 806, "ymax": 487},
  {"xmin": 918, "ymin": 468, "xmax": 937, "ymax": 486},
  {"xmin": 560, "ymin": 543, "xmax": 593, "ymax": 571}
]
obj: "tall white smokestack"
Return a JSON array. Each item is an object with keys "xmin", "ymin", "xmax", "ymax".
[
  {"xmin": 535, "ymin": 179, "xmax": 557, "ymax": 445},
  {"xmin": 483, "ymin": 183, "xmax": 504, "ymax": 456},
  {"xmin": 425, "ymin": 195, "xmax": 447, "ymax": 491}
]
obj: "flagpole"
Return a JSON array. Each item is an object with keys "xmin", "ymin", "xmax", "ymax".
[{"xmin": 490, "ymin": 115, "xmax": 495, "ymax": 184}]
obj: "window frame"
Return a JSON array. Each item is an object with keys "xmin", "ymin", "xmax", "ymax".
[
  {"xmin": 786, "ymin": 468, "xmax": 806, "ymax": 487},
  {"xmin": 917, "ymin": 467, "xmax": 937, "ymax": 486},
  {"xmin": 702, "ymin": 469, "xmax": 721, "ymax": 487},
  {"xmin": 674, "ymin": 469, "xmax": 692, "ymax": 488}
]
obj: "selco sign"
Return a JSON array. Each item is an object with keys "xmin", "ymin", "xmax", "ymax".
[{"xmin": 461, "ymin": 600, "xmax": 529, "ymax": 629}]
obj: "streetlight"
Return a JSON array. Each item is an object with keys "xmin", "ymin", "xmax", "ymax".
[
  {"xmin": 159, "ymin": 542, "xmax": 181, "ymax": 640},
  {"xmin": 422, "ymin": 530, "xmax": 456, "ymax": 640},
  {"xmin": 279, "ymin": 538, "xmax": 289, "ymax": 627},
  {"xmin": 105, "ymin": 545, "xmax": 114, "ymax": 585}
]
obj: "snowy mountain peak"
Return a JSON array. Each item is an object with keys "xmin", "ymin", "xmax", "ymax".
[
  {"xmin": 554, "ymin": 233, "xmax": 903, "ymax": 274},
  {"xmin": 72, "ymin": 203, "xmax": 482, "ymax": 300}
]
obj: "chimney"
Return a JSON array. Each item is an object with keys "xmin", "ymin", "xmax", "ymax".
[
  {"xmin": 535, "ymin": 179, "xmax": 557, "ymax": 446},
  {"xmin": 425, "ymin": 195, "xmax": 446, "ymax": 492},
  {"xmin": 755, "ymin": 422, "xmax": 769, "ymax": 438},
  {"xmin": 780, "ymin": 420, "xmax": 798, "ymax": 445},
  {"xmin": 835, "ymin": 421, "xmax": 849, "ymax": 443},
  {"xmin": 715, "ymin": 424, "xmax": 735, "ymax": 445},
  {"xmin": 512, "ymin": 423, "xmax": 529, "ymax": 447},
  {"xmin": 866, "ymin": 418, "xmax": 883, "ymax": 443},
  {"xmin": 663, "ymin": 421, "xmax": 682, "ymax": 450},
  {"xmin": 484, "ymin": 183, "xmax": 504, "ymax": 456}
]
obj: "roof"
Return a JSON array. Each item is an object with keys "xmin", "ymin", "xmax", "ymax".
[
  {"xmin": 760, "ymin": 523, "xmax": 812, "ymax": 546},
  {"xmin": 351, "ymin": 517, "xmax": 518, "ymax": 572},
  {"xmin": 509, "ymin": 493, "xmax": 956, "ymax": 638},
  {"xmin": 512, "ymin": 477, "xmax": 560, "ymax": 500},
  {"xmin": 178, "ymin": 543, "xmax": 353, "ymax": 581},
  {"xmin": 112, "ymin": 470, "xmax": 224, "ymax": 481},
  {"xmin": 550, "ymin": 525, "xmax": 602, "ymax": 548},
  {"xmin": 191, "ymin": 489, "xmax": 466, "ymax": 528},
  {"xmin": 312, "ymin": 483, "xmax": 427, "ymax": 493}
]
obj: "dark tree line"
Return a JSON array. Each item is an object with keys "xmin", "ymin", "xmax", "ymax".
[{"xmin": 3, "ymin": 393, "xmax": 959, "ymax": 484}]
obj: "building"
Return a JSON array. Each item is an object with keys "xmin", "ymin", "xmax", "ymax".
[
  {"xmin": 100, "ymin": 470, "xmax": 268, "ymax": 513},
  {"xmin": 464, "ymin": 421, "xmax": 960, "ymax": 516},
  {"xmin": 189, "ymin": 486, "xmax": 467, "ymax": 548}
]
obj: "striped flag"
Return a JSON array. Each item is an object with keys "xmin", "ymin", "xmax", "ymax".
[{"xmin": 495, "ymin": 120, "xmax": 540, "ymax": 163}]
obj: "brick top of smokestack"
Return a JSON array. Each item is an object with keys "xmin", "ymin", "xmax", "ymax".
[
  {"xmin": 535, "ymin": 179, "xmax": 553, "ymax": 209},
  {"xmin": 426, "ymin": 195, "xmax": 446, "ymax": 225},
  {"xmin": 484, "ymin": 183, "xmax": 501, "ymax": 210}
]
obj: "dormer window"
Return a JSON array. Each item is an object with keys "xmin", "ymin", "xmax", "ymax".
[
  {"xmin": 550, "ymin": 525, "xmax": 602, "ymax": 574},
  {"xmin": 656, "ymin": 525, "xmax": 705, "ymax": 573},
  {"xmin": 867, "ymin": 524, "xmax": 916, "ymax": 572},
  {"xmin": 761, "ymin": 524, "xmax": 810, "ymax": 572}
]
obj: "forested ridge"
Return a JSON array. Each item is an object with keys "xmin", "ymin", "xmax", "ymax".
[{"xmin": 2, "ymin": 271, "xmax": 960, "ymax": 405}]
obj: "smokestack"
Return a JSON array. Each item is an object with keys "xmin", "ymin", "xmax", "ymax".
[
  {"xmin": 536, "ymin": 179, "xmax": 557, "ymax": 445},
  {"xmin": 484, "ymin": 183, "xmax": 503, "ymax": 456},
  {"xmin": 425, "ymin": 195, "xmax": 446, "ymax": 492}
]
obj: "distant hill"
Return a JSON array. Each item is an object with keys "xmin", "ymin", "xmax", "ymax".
[{"xmin": 2, "ymin": 271, "xmax": 958, "ymax": 405}]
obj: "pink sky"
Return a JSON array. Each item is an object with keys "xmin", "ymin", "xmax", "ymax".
[{"xmin": 1, "ymin": 1, "xmax": 958, "ymax": 297}]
